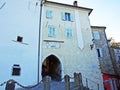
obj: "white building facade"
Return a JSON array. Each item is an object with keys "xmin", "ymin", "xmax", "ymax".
[{"xmin": 0, "ymin": 0, "xmax": 40, "ymax": 89}]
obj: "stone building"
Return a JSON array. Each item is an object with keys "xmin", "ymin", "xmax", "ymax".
[
  {"xmin": 91, "ymin": 26, "xmax": 119, "ymax": 90},
  {"xmin": 110, "ymin": 46, "xmax": 120, "ymax": 76},
  {"xmin": 108, "ymin": 41, "xmax": 120, "ymax": 89},
  {"xmin": 40, "ymin": 1, "xmax": 103, "ymax": 89},
  {"xmin": 91, "ymin": 26, "xmax": 114, "ymax": 74}
]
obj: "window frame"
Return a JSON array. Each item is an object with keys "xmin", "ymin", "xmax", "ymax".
[
  {"xmin": 93, "ymin": 31, "xmax": 100, "ymax": 40},
  {"xmin": 66, "ymin": 28, "xmax": 73, "ymax": 38},
  {"xmin": 46, "ymin": 10, "xmax": 53, "ymax": 19},
  {"xmin": 12, "ymin": 64, "xmax": 21, "ymax": 76},
  {"xmin": 62, "ymin": 12, "xmax": 74, "ymax": 22},
  {"xmin": 96, "ymin": 48, "xmax": 103, "ymax": 57},
  {"xmin": 48, "ymin": 25, "xmax": 56, "ymax": 37},
  {"xmin": 65, "ymin": 13, "xmax": 71, "ymax": 21},
  {"xmin": 17, "ymin": 36, "xmax": 23, "ymax": 42}
]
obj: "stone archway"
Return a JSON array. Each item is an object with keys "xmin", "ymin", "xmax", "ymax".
[{"xmin": 41, "ymin": 55, "xmax": 62, "ymax": 81}]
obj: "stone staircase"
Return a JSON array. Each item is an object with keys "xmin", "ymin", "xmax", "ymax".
[
  {"xmin": 2, "ymin": 73, "xmax": 97, "ymax": 90},
  {"xmin": 16, "ymin": 73, "xmax": 90, "ymax": 90},
  {"xmin": 16, "ymin": 81, "xmax": 89, "ymax": 90}
]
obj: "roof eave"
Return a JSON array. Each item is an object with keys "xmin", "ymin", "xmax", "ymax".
[
  {"xmin": 91, "ymin": 26, "xmax": 106, "ymax": 30},
  {"xmin": 45, "ymin": 1, "xmax": 93, "ymax": 15}
]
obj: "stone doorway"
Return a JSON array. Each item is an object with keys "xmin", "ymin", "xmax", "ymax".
[{"xmin": 41, "ymin": 55, "xmax": 62, "ymax": 81}]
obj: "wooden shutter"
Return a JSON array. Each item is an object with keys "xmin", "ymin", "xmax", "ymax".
[
  {"xmin": 66, "ymin": 28, "xmax": 72, "ymax": 38},
  {"xmin": 99, "ymin": 48, "xmax": 103, "ymax": 57},
  {"xmin": 46, "ymin": 10, "xmax": 53, "ymax": 18},
  {"xmin": 61, "ymin": 12, "xmax": 66, "ymax": 20},
  {"xmin": 48, "ymin": 26, "xmax": 55, "ymax": 37},
  {"xmin": 70, "ymin": 13, "xmax": 74, "ymax": 22}
]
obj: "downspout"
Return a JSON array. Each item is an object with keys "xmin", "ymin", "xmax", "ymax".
[{"xmin": 37, "ymin": 0, "xmax": 45, "ymax": 83}]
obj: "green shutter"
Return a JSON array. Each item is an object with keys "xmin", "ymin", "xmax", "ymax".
[
  {"xmin": 48, "ymin": 25, "xmax": 55, "ymax": 37},
  {"xmin": 99, "ymin": 48, "xmax": 103, "ymax": 57},
  {"xmin": 66, "ymin": 28, "xmax": 73, "ymax": 38},
  {"xmin": 61, "ymin": 12, "xmax": 66, "ymax": 20},
  {"xmin": 70, "ymin": 13, "xmax": 74, "ymax": 21},
  {"xmin": 46, "ymin": 10, "xmax": 53, "ymax": 18},
  {"xmin": 48, "ymin": 26, "xmax": 51, "ymax": 37}
]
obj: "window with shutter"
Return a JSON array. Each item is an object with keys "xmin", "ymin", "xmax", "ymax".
[
  {"xmin": 118, "ymin": 56, "xmax": 120, "ymax": 65},
  {"xmin": 70, "ymin": 13, "xmax": 74, "ymax": 22},
  {"xmin": 46, "ymin": 10, "xmax": 53, "ymax": 19},
  {"xmin": 93, "ymin": 31, "xmax": 100, "ymax": 40},
  {"xmin": 65, "ymin": 13, "xmax": 71, "ymax": 21},
  {"xmin": 66, "ymin": 28, "xmax": 73, "ymax": 38},
  {"xmin": 99, "ymin": 48, "xmax": 103, "ymax": 57},
  {"xmin": 97, "ymin": 48, "xmax": 103, "ymax": 57},
  {"xmin": 48, "ymin": 25, "xmax": 56, "ymax": 37},
  {"xmin": 61, "ymin": 12, "xmax": 74, "ymax": 21}
]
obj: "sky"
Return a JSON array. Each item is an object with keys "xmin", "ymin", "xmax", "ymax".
[
  {"xmin": 0, "ymin": 0, "xmax": 120, "ymax": 42},
  {"xmin": 49, "ymin": 0, "xmax": 120, "ymax": 42}
]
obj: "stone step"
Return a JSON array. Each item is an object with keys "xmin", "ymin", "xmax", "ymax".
[{"xmin": 16, "ymin": 81, "xmax": 80, "ymax": 90}]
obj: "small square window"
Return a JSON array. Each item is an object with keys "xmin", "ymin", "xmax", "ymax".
[
  {"xmin": 12, "ymin": 64, "xmax": 21, "ymax": 76},
  {"xmin": 93, "ymin": 31, "xmax": 100, "ymax": 40},
  {"xmin": 17, "ymin": 36, "xmax": 23, "ymax": 42}
]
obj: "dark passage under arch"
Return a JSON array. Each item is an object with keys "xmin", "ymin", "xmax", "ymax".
[{"xmin": 41, "ymin": 55, "xmax": 62, "ymax": 81}]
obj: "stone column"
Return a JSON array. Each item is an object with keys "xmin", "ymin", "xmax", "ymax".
[
  {"xmin": 64, "ymin": 74, "xmax": 70, "ymax": 90},
  {"xmin": 43, "ymin": 76, "xmax": 51, "ymax": 90}
]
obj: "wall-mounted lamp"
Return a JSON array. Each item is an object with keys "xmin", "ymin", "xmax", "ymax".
[
  {"xmin": 90, "ymin": 44, "xmax": 94, "ymax": 50},
  {"xmin": 90, "ymin": 38, "xmax": 95, "ymax": 50},
  {"xmin": 92, "ymin": 38, "xmax": 95, "ymax": 43}
]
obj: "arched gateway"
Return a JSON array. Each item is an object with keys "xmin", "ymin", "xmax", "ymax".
[{"xmin": 41, "ymin": 55, "xmax": 62, "ymax": 81}]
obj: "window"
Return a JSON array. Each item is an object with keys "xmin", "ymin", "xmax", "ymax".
[
  {"xmin": 93, "ymin": 31, "xmax": 100, "ymax": 40},
  {"xmin": 48, "ymin": 25, "xmax": 56, "ymax": 37},
  {"xmin": 96, "ymin": 48, "xmax": 103, "ymax": 57},
  {"xmin": 118, "ymin": 56, "xmax": 120, "ymax": 64},
  {"xmin": 118, "ymin": 56, "xmax": 120, "ymax": 61},
  {"xmin": 66, "ymin": 28, "xmax": 73, "ymax": 38},
  {"xmin": 17, "ymin": 36, "xmax": 23, "ymax": 42},
  {"xmin": 46, "ymin": 10, "xmax": 53, "ymax": 19},
  {"xmin": 62, "ymin": 12, "xmax": 74, "ymax": 21},
  {"xmin": 65, "ymin": 13, "xmax": 71, "ymax": 21},
  {"xmin": 117, "ymin": 56, "xmax": 120, "ymax": 66},
  {"xmin": 12, "ymin": 64, "xmax": 21, "ymax": 76}
]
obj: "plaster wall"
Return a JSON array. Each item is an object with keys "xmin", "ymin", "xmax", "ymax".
[
  {"xmin": 41, "ymin": 3, "xmax": 103, "ymax": 90},
  {"xmin": 0, "ymin": 0, "xmax": 40, "ymax": 89}
]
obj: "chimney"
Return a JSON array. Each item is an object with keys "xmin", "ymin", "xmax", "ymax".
[{"xmin": 73, "ymin": 1, "xmax": 78, "ymax": 7}]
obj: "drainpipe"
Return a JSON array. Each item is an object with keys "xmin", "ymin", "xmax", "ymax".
[{"xmin": 37, "ymin": 0, "xmax": 45, "ymax": 83}]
